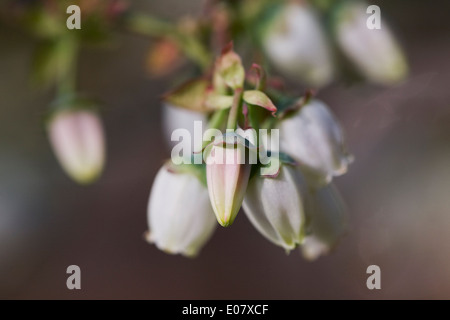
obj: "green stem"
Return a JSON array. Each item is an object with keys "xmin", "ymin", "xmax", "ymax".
[
  {"xmin": 227, "ymin": 88, "xmax": 243, "ymax": 130},
  {"xmin": 125, "ymin": 13, "xmax": 212, "ymax": 71},
  {"xmin": 125, "ymin": 13, "xmax": 176, "ymax": 37},
  {"xmin": 208, "ymin": 108, "xmax": 228, "ymax": 130},
  {"xmin": 57, "ymin": 36, "xmax": 78, "ymax": 98},
  {"xmin": 201, "ymin": 108, "xmax": 228, "ymax": 149}
]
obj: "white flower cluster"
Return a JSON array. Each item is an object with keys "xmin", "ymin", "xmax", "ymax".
[{"xmin": 147, "ymin": 98, "xmax": 352, "ymax": 260}]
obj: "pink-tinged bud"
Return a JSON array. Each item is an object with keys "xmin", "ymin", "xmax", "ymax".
[
  {"xmin": 301, "ymin": 183, "xmax": 348, "ymax": 261},
  {"xmin": 206, "ymin": 143, "xmax": 251, "ymax": 227},
  {"xmin": 146, "ymin": 165, "xmax": 217, "ymax": 257},
  {"xmin": 243, "ymin": 165, "xmax": 307, "ymax": 252},
  {"xmin": 47, "ymin": 109, "xmax": 105, "ymax": 184}
]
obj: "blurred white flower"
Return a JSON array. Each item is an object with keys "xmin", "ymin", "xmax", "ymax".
[
  {"xmin": 47, "ymin": 109, "xmax": 105, "ymax": 184},
  {"xmin": 263, "ymin": 2, "xmax": 334, "ymax": 87},
  {"xmin": 335, "ymin": 1, "xmax": 408, "ymax": 84},
  {"xmin": 278, "ymin": 99, "xmax": 352, "ymax": 183},
  {"xmin": 301, "ymin": 183, "xmax": 348, "ymax": 261},
  {"xmin": 146, "ymin": 165, "xmax": 217, "ymax": 257},
  {"xmin": 206, "ymin": 144, "xmax": 251, "ymax": 227},
  {"xmin": 162, "ymin": 103, "xmax": 207, "ymax": 151},
  {"xmin": 243, "ymin": 165, "xmax": 307, "ymax": 252}
]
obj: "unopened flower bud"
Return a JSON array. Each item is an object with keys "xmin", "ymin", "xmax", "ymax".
[
  {"xmin": 334, "ymin": 1, "xmax": 408, "ymax": 84},
  {"xmin": 279, "ymin": 99, "xmax": 352, "ymax": 183},
  {"xmin": 243, "ymin": 165, "xmax": 307, "ymax": 252},
  {"xmin": 262, "ymin": 3, "xmax": 334, "ymax": 87},
  {"xmin": 47, "ymin": 108, "xmax": 105, "ymax": 184},
  {"xmin": 301, "ymin": 183, "xmax": 347, "ymax": 261},
  {"xmin": 146, "ymin": 165, "xmax": 217, "ymax": 257},
  {"xmin": 206, "ymin": 138, "xmax": 252, "ymax": 227},
  {"xmin": 146, "ymin": 40, "xmax": 181, "ymax": 76}
]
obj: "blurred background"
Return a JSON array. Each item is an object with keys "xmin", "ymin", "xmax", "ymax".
[{"xmin": 1, "ymin": 0, "xmax": 450, "ymax": 299}]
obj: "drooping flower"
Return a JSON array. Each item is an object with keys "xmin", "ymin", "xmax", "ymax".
[
  {"xmin": 146, "ymin": 165, "xmax": 217, "ymax": 257},
  {"xmin": 334, "ymin": 1, "xmax": 408, "ymax": 85},
  {"xmin": 242, "ymin": 165, "xmax": 308, "ymax": 252},
  {"xmin": 301, "ymin": 183, "xmax": 348, "ymax": 261},
  {"xmin": 47, "ymin": 108, "xmax": 105, "ymax": 184},
  {"xmin": 278, "ymin": 99, "xmax": 352, "ymax": 183},
  {"xmin": 205, "ymin": 134, "xmax": 252, "ymax": 227},
  {"xmin": 262, "ymin": 2, "xmax": 334, "ymax": 87},
  {"xmin": 162, "ymin": 102, "xmax": 207, "ymax": 151}
]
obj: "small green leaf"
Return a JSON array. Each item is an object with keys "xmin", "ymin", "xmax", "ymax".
[
  {"xmin": 213, "ymin": 69, "xmax": 228, "ymax": 94},
  {"xmin": 243, "ymin": 90, "xmax": 277, "ymax": 115},
  {"xmin": 163, "ymin": 78, "xmax": 210, "ymax": 112},
  {"xmin": 215, "ymin": 43, "xmax": 245, "ymax": 90},
  {"xmin": 205, "ymin": 92, "xmax": 234, "ymax": 110}
]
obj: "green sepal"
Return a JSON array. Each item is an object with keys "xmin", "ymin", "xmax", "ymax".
[
  {"xmin": 165, "ymin": 158, "xmax": 207, "ymax": 187},
  {"xmin": 248, "ymin": 150, "xmax": 298, "ymax": 181},
  {"xmin": 46, "ymin": 93, "xmax": 99, "ymax": 124},
  {"xmin": 163, "ymin": 78, "xmax": 211, "ymax": 112}
]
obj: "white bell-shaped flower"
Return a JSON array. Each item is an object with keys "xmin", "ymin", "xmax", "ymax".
[
  {"xmin": 278, "ymin": 99, "xmax": 352, "ymax": 183},
  {"xmin": 243, "ymin": 165, "xmax": 307, "ymax": 252},
  {"xmin": 335, "ymin": 1, "xmax": 408, "ymax": 84},
  {"xmin": 162, "ymin": 102, "xmax": 207, "ymax": 151},
  {"xmin": 263, "ymin": 2, "xmax": 334, "ymax": 87},
  {"xmin": 301, "ymin": 183, "xmax": 348, "ymax": 261},
  {"xmin": 146, "ymin": 165, "xmax": 217, "ymax": 257},
  {"xmin": 47, "ymin": 109, "xmax": 105, "ymax": 184}
]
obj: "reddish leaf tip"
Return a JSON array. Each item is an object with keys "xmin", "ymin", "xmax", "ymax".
[{"xmin": 221, "ymin": 42, "xmax": 234, "ymax": 55}]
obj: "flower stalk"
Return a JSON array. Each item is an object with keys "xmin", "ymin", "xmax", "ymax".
[{"xmin": 227, "ymin": 88, "xmax": 243, "ymax": 130}]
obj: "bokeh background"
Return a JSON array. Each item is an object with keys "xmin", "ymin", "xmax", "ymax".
[{"xmin": 1, "ymin": 0, "xmax": 450, "ymax": 299}]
